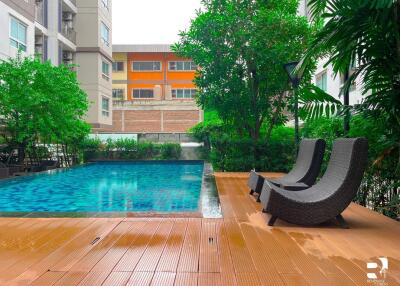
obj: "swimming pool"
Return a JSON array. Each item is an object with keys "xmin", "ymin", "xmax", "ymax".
[{"xmin": 0, "ymin": 161, "xmax": 220, "ymax": 216}]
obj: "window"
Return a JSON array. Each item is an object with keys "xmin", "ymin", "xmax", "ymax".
[
  {"xmin": 169, "ymin": 61, "xmax": 197, "ymax": 71},
  {"xmin": 102, "ymin": 97, "xmax": 110, "ymax": 117},
  {"xmin": 101, "ymin": 0, "xmax": 109, "ymax": 10},
  {"xmin": 112, "ymin": 61, "xmax": 124, "ymax": 72},
  {"xmin": 132, "ymin": 61, "xmax": 161, "ymax": 71},
  {"xmin": 172, "ymin": 89, "xmax": 197, "ymax": 99},
  {"xmin": 100, "ymin": 22, "xmax": 110, "ymax": 46},
  {"xmin": 133, "ymin": 89, "xmax": 154, "ymax": 99},
  {"xmin": 102, "ymin": 61, "xmax": 110, "ymax": 80},
  {"xmin": 10, "ymin": 17, "xmax": 27, "ymax": 52},
  {"xmin": 112, "ymin": 89, "xmax": 124, "ymax": 100},
  {"xmin": 316, "ymin": 71, "xmax": 327, "ymax": 91}
]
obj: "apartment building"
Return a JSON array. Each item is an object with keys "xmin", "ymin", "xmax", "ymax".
[
  {"xmin": 298, "ymin": 0, "xmax": 363, "ymax": 105},
  {"xmin": 0, "ymin": 0, "xmax": 35, "ymax": 60},
  {"xmin": 0, "ymin": 0, "xmax": 113, "ymax": 129},
  {"xmin": 111, "ymin": 45, "xmax": 203, "ymax": 133}
]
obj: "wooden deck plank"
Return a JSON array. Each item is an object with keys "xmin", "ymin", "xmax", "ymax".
[
  {"xmin": 30, "ymin": 271, "xmax": 65, "ymax": 286},
  {"xmin": 134, "ymin": 220, "xmax": 174, "ymax": 272},
  {"xmin": 0, "ymin": 219, "xmax": 62, "ymax": 270},
  {"xmin": 114, "ymin": 220, "xmax": 161, "ymax": 272},
  {"xmin": 102, "ymin": 271, "xmax": 132, "ymax": 286},
  {"xmin": 53, "ymin": 271, "xmax": 87, "ymax": 286},
  {"xmin": 174, "ymin": 272, "xmax": 198, "ymax": 286},
  {"xmin": 223, "ymin": 219, "xmax": 256, "ymax": 273},
  {"xmin": 0, "ymin": 219, "xmax": 94, "ymax": 284},
  {"xmin": 177, "ymin": 219, "xmax": 201, "ymax": 272},
  {"xmin": 150, "ymin": 272, "xmax": 176, "ymax": 286},
  {"xmin": 199, "ymin": 219, "xmax": 220, "ymax": 273},
  {"xmin": 269, "ymin": 229, "xmax": 330, "ymax": 285},
  {"xmin": 198, "ymin": 273, "xmax": 222, "ymax": 286},
  {"xmin": 126, "ymin": 271, "xmax": 154, "ymax": 286},
  {"xmin": 87, "ymin": 220, "xmax": 148, "ymax": 273},
  {"xmin": 156, "ymin": 219, "xmax": 187, "ymax": 272},
  {"xmin": 238, "ymin": 222, "xmax": 285, "ymax": 285},
  {"xmin": 68, "ymin": 221, "xmax": 133, "ymax": 272},
  {"xmin": 9, "ymin": 219, "xmax": 119, "ymax": 285},
  {"xmin": 236, "ymin": 273, "xmax": 261, "ymax": 286},
  {"xmin": 216, "ymin": 221, "xmax": 237, "ymax": 286},
  {"xmin": 50, "ymin": 219, "xmax": 122, "ymax": 271}
]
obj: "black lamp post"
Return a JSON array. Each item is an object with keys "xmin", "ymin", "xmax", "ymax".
[{"xmin": 284, "ymin": 61, "xmax": 302, "ymax": 149}]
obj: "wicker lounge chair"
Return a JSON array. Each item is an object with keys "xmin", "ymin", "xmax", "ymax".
[
  {"xmin": 248, "ymin": 139, "xmax": 326, "ymax": 198},
  {"xmin": 260, "ymin": 138, "xmax": 368, "ymax": 227}
]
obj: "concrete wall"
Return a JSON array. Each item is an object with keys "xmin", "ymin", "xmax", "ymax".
[{"xmin": 0, "ymin": 0, "xmax": 35, "ymax": 60}]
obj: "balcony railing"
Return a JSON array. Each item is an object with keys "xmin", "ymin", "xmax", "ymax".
[
  {"xmin": 61, "ymin": 23, "xmax": 76, "ymax": 43},
  {"xmin": 35, "ymin": 3, "xmax": 45, "ymax": 25}
]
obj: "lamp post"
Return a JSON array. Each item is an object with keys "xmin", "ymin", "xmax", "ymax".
[{"xmin": 284, "ymin": 61, "xmax": 302, "ymax": 150}]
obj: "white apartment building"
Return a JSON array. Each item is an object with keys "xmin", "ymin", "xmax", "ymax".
[
  {"xmin": 0, "ymin": 0, "xmax": 113, "ymax": 129},
  {"xmin": 298, "ymin": 0, "xmax": 363, "ymax": 106},
  {"xmin": 0, "ymin": 0, "xmax": 35, "ymax": 60}
]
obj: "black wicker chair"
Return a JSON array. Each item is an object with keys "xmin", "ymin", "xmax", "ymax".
[
  {"xmin": 260, "ymin": 138, "xmax": 368, "ymax": 227},
  {"xmin": 248, "ymin": 139, "xmax": 326, "ymax": 199}
]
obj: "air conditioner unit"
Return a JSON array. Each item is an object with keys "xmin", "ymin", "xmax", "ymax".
[
  {"xmin": 63, "ymin": 12, "xmax": 73, "ymax": 21},
  {"xmin": 63, "ymin": 51, "xmax": 73, "ymax": 61},
  {"xmin": 35, "ymin": 36, "xmax": 44, "ymax": 46}
]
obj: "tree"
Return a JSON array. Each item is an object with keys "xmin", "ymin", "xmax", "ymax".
[
  {"xmin": 302, "ymin": 0, "xmax": 400, "ymax": 166},
  {"xmin": 174, "ymin": 0, "xmax": 315, "ymax": 149},
  {"xmin": 0, "ymin": 54, "xmax": 90, "ymax": 164}
]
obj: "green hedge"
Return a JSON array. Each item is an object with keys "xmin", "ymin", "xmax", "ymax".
[
  {"xmin": 207, "ymin": 126, "xmax": 295, "ymax": 172},
  {"xmin": 82, "ymin": 138, "xmax": 182, "ymax": 161}
]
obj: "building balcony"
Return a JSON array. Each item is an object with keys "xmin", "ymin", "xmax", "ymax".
[
  {"xmin": 35, "ymin": 1, "xmax": 46, "ymax": 26},
  {"xmin": 61, "ymin": 24, "xmax": 76, "ymax": 44}
]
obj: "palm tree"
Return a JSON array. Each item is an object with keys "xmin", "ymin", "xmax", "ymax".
[
  {"xmin": 301, "ymin": 0, "xmax": 400, "ymax": 217},
  {"xmin": 302, "ymin": 0, "xmax": 400, "ymax": 154}
]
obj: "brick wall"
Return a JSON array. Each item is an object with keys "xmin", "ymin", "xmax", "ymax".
[{"xmin": 111, "ymin": 110, "xmax": 201, "ymax": 133}]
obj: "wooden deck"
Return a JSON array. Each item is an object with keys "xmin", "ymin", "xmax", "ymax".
[{"xmin": 0, "ymin": 172, "xmax": 398, "ymax": 286}]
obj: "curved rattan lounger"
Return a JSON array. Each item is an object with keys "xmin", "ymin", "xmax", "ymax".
[
  {"xmin": 248, "ymin": 139, "xmax": 326, "ymax": 198},
  {"xmin": 260, "ymin": 138, "xmax": 368, "ymax": 227}
]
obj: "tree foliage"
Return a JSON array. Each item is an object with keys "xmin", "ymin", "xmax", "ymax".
[
  {"xmin": 175, "ymin": 0, "xmax": 315, "ymax": 143},
  {"xmin": 0, "ymin": 54, "xmax": 90, "ymax": 164},
  {"xmin": 302, "ymin": 0, "xmax": 400, "ymax": 157}
]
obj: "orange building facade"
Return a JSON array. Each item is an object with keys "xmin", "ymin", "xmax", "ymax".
[{"xmin": 111, "ymin": 45, "xmax": 203, "ymax": 134}]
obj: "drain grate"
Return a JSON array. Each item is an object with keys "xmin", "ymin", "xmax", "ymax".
[
  {"xmin": 91, "ymin": 237, "xmax": 101, "ymax": 245},
  {"xmin": 208, "ymin": 237, "xmax": 214, "ymax": 244}
]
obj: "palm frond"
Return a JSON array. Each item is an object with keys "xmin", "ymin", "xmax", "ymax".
[{"xmin": 298, "ymin": 84, "xmax": 342, "ymax": 120}]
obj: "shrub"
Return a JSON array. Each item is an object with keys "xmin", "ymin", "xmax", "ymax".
[
  {"xmin": 209, "ymin": 127, "xmax": 295, "ymax": 172},
  {"xmin": 159, "ymin": 143, "xmax": 182, "ymax": 160},
  {"xmin": 81, "ymin": 138, "xmax": 182, "ymax": 161}
]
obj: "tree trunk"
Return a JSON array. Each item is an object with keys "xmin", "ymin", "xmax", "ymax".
[{"xmin": 17, "ymin": 142, "xmax": 26, "ymax": 164}]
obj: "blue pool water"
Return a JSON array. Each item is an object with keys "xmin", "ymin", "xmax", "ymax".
[{"xmin": 0, "ymin": 161, "xmax": 205, "ymax": 213}]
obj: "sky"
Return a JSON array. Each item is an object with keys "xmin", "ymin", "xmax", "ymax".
[{"xmin": 112, "ymin": 0, "xmax": 203, "ymax": 45}]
